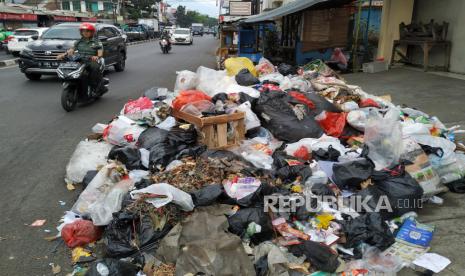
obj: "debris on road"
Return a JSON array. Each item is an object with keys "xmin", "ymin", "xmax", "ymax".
[
  {"xmin": 52, "ymin": 57, "xmax": 464, "ymax": 275},
  {"xmin": 30, "ymin": 219, "xmax": 47, "ymax": 227}
]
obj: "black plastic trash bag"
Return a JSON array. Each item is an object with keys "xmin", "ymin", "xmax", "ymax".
[
  {"xmin": 332, "ymin": 158, "xmax": 374, "ymax": 190},
  {"xmin": 137, "ymin": 127, "xmax": 168, "ymax": 149},
  {"xmin": 289, "ymin": 240, "xmax": 340, "ymax": 272},
  {"xmin": 303, "ymin": 92, "xmax": 341, "ymax": 116},
  {"xmin": 254, "ymin": 91, "xmax": 323, "ymax": 142},
  {"xmin": 311, "ymin": 183, "xmax": 335, "ymax": 196},
  {"xmin": 339, "ymin": 213, "xmax": 395, "ymax": 258},
  {"xmin": 273, "ymin": 151, "xmax": 312, "ymax": 183},
  {"xmin": 357, "ymin": 168, "xmax": 424, "ymax": 219},
  {"xmin": 278, "ymin": 63, "xmax": 296, "ymax": 76},
  {"xmin": 85, "ymin": 258, "xmax": 139, "ymax": 276},
  {"xmin": 236, "ymin": 68, "xmax": 260, "ymax": 86},
  {"xmin": 148, "ymin": 126, "xmax": 198, "ymax": 171},
  {"xmin": 102, "ymin": 212, "xmax": 172, "ymax": 258},
  {"xmin": 191, "ymin": 184, "xmax": 224, "ymax": 207},
  {"xmin": 313, "ymin": 145, "xmax": 341, "ymax": 161},
  {"xmin": 108, "ymin": 146, "xmax": 143, "ymax": 170},
  {"xmin": 254, "ymin": 255, "xmax": 269, "ymax": 276},
  {"xmin": 227, "ymin": 207, "xmax": 274, "ymax": 245}
]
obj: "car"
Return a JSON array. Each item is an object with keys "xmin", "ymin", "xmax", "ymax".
[
  {"xmin": 172, "ymin": 28, "xmax": 193, "ymax": 45},
  {"xmin": 115, "ymin": 27, "xmax": 128, "ymax": 42},
  {"xmin": 7, "ymin": 28, "xmax": 49, "ymax": 56},
  {"xmin": 139, "ymin": 23, "xmax": 155, "ymax": 39},
  {"xmin": 19, "ymin": 22, "xmax": 127, "ymax": 81}
]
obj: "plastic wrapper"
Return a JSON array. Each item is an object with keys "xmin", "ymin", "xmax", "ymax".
[
  {"xmin": 364, "ymin": 108, "xmax": 403, "ymax": 170},
  {"xmin": 174, "ymin": 70, "xmax": 198, "ymax": 92},
  {"xmin": 130, "ymin": 183, "xmax": 194, "ymax": 211},
  {"xmin": 103, "ymin": 116, "xmax": 146, "ymax": 147},
  {"xmin": 65, "ymin": 140, "xmax": 113, "ymax": 184},
  {"xmin": 234, "ymin": 138, "xmax": 282, "ymax": 170},
  {"xmin": 224, "ymin": 57, "xmax": 257, "ymax": 77},
  {"xmin": 61, "ymin": 219, "xmax": 102, "ymax": 248},
  {"xmin": 171, "ymin": 90, "xmax": 212, "ymax": 110},
  {"xmin": 88, "ymin": 179, "xmax": 135, "ymax": 226},
  {"xmin": 196, "ymin": 66, "xmax": 228, "ymax": 96},
  {"xmin": 122, "ymin": 96, "xmax": 154, "ymax": 121},
  {"xmin": 224, "ymin": 177, "xmax": 261, "ymax": 200},
  {"xmin": 401, "ymin": 138, "xmax": 442, "ymax": 197}
]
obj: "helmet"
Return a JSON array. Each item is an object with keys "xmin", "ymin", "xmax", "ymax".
[{"xmin": 79, "ymin": 22, "xmax": 96, "ymax": 33}]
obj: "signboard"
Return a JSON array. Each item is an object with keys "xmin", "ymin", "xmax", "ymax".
[
  {"xmin": 229, "ymin": 1, "xmax": 252, "ymax": 16},
  {"xmin": 0, "ymin": 13, "xmax": 37, "ymax": 21}
]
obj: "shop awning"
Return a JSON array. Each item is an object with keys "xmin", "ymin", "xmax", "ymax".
[{"xmin": 243, "ymin": 0, "xmax": 351, "ymax": 23}]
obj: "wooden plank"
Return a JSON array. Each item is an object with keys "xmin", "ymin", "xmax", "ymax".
[
  {"xmin": 202, "ymin": 125, "xmax": 216, "ymax": 148},
  {"xmin": 201, "ymin": 112, "xmax": 245, "ymax": 125},
  {"xmin": 216, "ymin": 123, "xmax": 228, "ymax": 148},
  {"xmin": 171, "ymin": 109, "xmax": 203, "ymax": 126}
]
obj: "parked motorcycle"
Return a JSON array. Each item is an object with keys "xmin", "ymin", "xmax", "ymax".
[
  {"xmin": 57, "ymin": 54, "xmax": 109, "ymax": 112},
  {"xmin": 159, "ymin": 38, "xmax": 171, "ymax": 54}
]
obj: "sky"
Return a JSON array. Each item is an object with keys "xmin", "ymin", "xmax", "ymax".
[{"xmin": 165, "ymin": 0, "xmax": 220, "ymax": 18}]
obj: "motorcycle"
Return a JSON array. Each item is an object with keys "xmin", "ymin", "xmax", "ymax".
[
  {"xmin": 159, "ymin": 38, "xmax": 171, "ymax": 54},
  {"xmin": 57, "ymin": 54, "xmax": 109, "ymax": 112}
]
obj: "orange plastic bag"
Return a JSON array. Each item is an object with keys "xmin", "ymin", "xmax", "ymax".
[
  {"xmin": 315, "ymin": 111, "xmax": 347, "ymax": 137},
  {"xmin": 172, "ymin": 90, "xmax": 212, "ymax": 110},
  {"xmin": 61, "ymin": 219, "xmax": 102, "ymax": 248}
]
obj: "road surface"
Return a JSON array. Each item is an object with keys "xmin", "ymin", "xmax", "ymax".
[{"xmin": 0, "ymin": 36, "xmax": 217, "ymax": 275}]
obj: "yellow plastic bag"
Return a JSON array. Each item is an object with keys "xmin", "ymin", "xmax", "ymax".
[{"xmin": 224, "ymin": 57, "xmax": 258, "ymax": 77}]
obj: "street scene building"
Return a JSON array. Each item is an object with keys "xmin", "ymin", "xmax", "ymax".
[{"xmin": 1, "ymin": 0, "xmax": 465, "ymax": 275}]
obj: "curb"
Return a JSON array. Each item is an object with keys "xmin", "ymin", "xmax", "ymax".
[
  {"xmin": 0, "ymin": 58, "xmax": 19, "ymax": 68},
  {"xmin": 127, "ymin": 38, "xmax": 158, "ymax": 46}
]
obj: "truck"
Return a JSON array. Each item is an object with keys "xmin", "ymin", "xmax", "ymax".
[
  {"xmin": 138, "ymin": 18, "xmax": 159, "ymax": 38},
  {"xmin": 191, "ymin": 23, "xmax": 204, "ymax": 36}
]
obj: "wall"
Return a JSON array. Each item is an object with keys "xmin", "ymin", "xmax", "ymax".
[
  {"xmin": 377, "ymin": 0, "xmax": 414, "ymax": 62},
  {"xmin": 412, "ymin": 0, "xmax": 465, "ymax": 74}
]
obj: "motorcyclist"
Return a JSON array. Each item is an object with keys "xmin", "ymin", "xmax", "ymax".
[
  {"xmin": 57, "ymin": 23, "xmax": 104, "ymax": 96},
  {"xmin": 160, "ymin": 30, "xmax": 172, "ymax": 48}
]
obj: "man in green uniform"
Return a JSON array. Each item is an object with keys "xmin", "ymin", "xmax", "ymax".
[{"xmin": 58, "ymin": 23, "xmax": 104, "ymax": 95}]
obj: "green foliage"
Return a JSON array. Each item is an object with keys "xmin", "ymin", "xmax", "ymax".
[{"xmin": 175, "ymin": 5, "xmax": 217, "ymax": 28}]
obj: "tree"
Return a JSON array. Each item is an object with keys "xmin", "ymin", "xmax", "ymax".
[{"xmin": 175, "ymin": 5, "xmax": 217, "ymax": 27}]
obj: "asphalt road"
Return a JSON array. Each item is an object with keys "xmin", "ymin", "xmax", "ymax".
[{"xmin": 0, "ymin": 36, "xmax": 217, "ymax": 275}]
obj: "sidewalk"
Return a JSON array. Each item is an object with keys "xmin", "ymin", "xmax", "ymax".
[{"xmin": 345, "ymin": 68, "xmax": 465, "ymax": 275}]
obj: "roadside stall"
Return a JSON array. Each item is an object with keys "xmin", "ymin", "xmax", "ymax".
[{"xmin": 237, "ymin": 22, "xmax": 275, "ymax": 63}]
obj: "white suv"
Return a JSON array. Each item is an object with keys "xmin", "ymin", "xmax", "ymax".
[
  {"xmin": 172, "ymin": 28, "xmax": 193, "ymax": 45},
  {"xmin": 7, "ymin": 28, "xmax": 48, "ymax": 56}
]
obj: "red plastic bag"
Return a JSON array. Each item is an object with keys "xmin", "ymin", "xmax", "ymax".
[
  {"xmin": 294, "ymin": 146, "xmax": 310, "ymax": 160},
  {"xmin": 61, "ymin": 219, "xmax": 102, "ymax": 248},
  {"xmin": 289, "ymin": 91, "xmax": 315, "ymax": 109},
  {"xmin": 123, "ymin": 97, "xmax": 154, "ymax": 119},
  {"xmin": 315, "ymin": 111, "xmax": 347, "ymax": 137},
  {"xmin": 359, "ymin": 98, "xmax": 380, "ymax": 108},
  {"xmin": 172, "ymin": 90, "xmax": 212, "ymax": 110}
]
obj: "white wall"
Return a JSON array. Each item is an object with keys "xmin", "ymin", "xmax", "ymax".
[{"xmin": 412, "ymin": 0, "xmax": 465, "ymax": 73}]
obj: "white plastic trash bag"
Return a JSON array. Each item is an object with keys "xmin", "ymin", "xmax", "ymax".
[
  {"xmin": 174, "ymin": 70, "xmax": 198, "ymax": 92},
  {"xmin": 72, "ymin": 163, "xmax": 120, "ymax": 215},
  {"xmin": 236, "ymin": 101, "xmax": 261, "ymax": 130},
  {"xmin": 284, "ymin": 135, "xmax": 348, "ymax": 158},
  {"xmin": 224, "ymin": 84, "xmax": 260, "ymax": 98},
  {"xmin": 88, "ymin": 179, "xmax": 134, "ymax": 226},
  {"xmin": 196, "ymin": 66, "xmax": 228, "ymax": 96},
  {"xmin": 103, "ymin": 116, "xmax": 145, "ymax": 146},
  {"xmin": 65, "ymin": 140, "xmax": 113, "ymax": 184},
  {"xmin": 130, "ymin": 183, "xmax": 194, "ymax": 211},
  {"xmin": 364, "ymin": 108, "xmax": 403, "ymax": 170},
  {"xmin": 259, "ymin": 72, "xmax": 284, "ymax": 84}
]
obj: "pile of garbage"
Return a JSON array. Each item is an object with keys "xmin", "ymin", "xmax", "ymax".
[{"xmin": 57, "ymin": 57, "xmax": 464, "ymax": 275}]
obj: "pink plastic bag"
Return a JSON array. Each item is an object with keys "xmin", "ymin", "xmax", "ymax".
[
  {"xmin": 123, "ymin": 97, "xmax": 154, "ymax": 120},
  {"xmin": 61, "ymin": 219, "xmax": 102, "ymax": 248}
]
